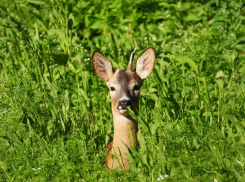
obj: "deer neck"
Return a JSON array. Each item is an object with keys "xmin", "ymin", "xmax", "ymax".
[{"xmin": 111, "ymin": 108, "xmax": 138, "ymax": 152}]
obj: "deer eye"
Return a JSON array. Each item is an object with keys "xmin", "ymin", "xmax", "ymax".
[
  {"xmin": 110, "ymin": 87, "xmax": 115, "ymax": 91},
  {"xmin": 133, "ymin": 85, "xmax": 140, "ymax": 91}
]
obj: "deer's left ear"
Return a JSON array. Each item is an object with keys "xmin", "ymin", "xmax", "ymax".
[
  {"xmin": 92, "ymin": 51, "xmax": 114, "ymax": 82},
  {"xmin": 135, "ymin": 47, "xmax": 155, "ymax": 79}
]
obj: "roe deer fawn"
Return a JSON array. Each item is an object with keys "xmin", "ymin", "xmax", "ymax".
[{"xmin": 92, "ymin": 47, "xmax": 155, "ymax": 170}]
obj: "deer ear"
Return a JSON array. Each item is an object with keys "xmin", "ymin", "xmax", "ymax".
[
  {"xmin": 92, "ymin": 51, "xmax": 114, "ymax": 82},
  {"xmin": 136, "ymin": 47, "xmax": 155, "ymax": 79}
]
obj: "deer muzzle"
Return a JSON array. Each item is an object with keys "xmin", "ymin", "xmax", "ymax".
[{"xmin": 117, "ymin": 99, "xmax": 132, "ymax": 114}]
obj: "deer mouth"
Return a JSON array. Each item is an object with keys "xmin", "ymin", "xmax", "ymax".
[{"xmin": 118, "ymin": 105, "xmax": 131, "ymax": 114}]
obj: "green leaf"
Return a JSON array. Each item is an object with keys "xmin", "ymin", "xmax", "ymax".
[
  {"xmin": 215, "ymin": 70, "xmax": 227, "ymax": 78},
  {"xmin": 175, "ymin": 56, "xmax": 198, "ymax": 72},
  {"xmin": 7, "ymin": 130, "xmax": 22, "ymax": 146}
]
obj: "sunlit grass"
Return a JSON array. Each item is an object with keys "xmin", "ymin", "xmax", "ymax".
[{"xmin": 0, "ymin": 0, "xmax": 245, "ymax": 181}]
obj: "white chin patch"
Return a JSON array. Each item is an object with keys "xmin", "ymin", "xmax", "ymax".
[{"xmin": 119, "ymin": 109, "xmax": 128, "ymax": 114}]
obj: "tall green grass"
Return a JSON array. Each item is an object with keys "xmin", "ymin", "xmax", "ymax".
[{"xmin": 0, "ymin": 0, "xmax": 245, "ymax": 181}]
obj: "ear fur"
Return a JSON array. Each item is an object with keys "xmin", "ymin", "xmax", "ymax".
[
  {"xmin": 136, "ymin": 47, "xmax": 155, "ymax": 79},
  {"xmin": 92, "ymin": 51, "xmax": 114, "ymax": 82}
]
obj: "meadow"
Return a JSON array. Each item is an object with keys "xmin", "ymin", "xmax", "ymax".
[{"xmin": 0, "ymin": 0, "xmax": 245, "ymax": 181}]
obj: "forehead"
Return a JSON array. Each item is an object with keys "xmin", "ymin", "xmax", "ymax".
[{"xmin": 110, "ymin": 69, "xmax": 141, "ymax": 85}]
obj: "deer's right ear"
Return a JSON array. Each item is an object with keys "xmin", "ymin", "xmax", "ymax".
[
  {"xmin": 135, "ymin": 47, "xmax": 155, "ymax": 79},
  {"xmin": 92, "ymin": 51, "xmax": 114, "ymax": 82}
]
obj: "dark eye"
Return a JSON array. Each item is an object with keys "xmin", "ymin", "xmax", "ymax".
[
  {"xmin": 133, "ymin": 85, "xmax": 139, "ymax": 91},
  {"xmin": 110, "ymin": 87, "xmax": 115, "ymax": 91}
]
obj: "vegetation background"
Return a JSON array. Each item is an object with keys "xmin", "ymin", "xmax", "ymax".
[{"xmin": 0, "ymin": 0, "xmax": 245, "ymax": 181}]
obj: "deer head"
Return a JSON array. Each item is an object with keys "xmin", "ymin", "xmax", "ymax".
[{"xmin": 92, "ymin": 47, "xmax": 155, "ymax": 116}]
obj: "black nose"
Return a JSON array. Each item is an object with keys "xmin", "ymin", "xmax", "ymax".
[{"xmin": 117, "ymin": 99, "xmax": 132, "ymax": 110}]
